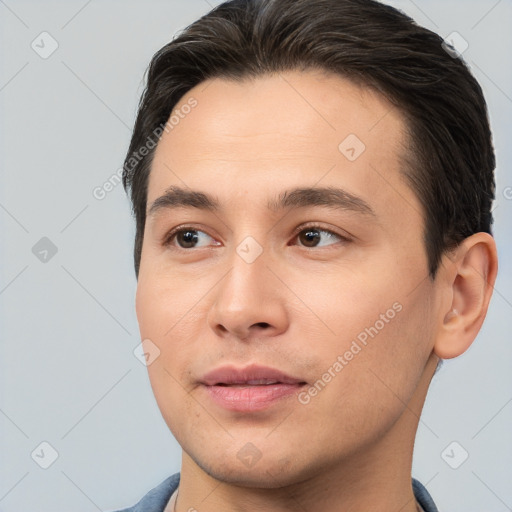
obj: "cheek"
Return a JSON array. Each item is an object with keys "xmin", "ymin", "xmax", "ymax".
[
  {"xmin": 289, "ymin": 261, "xmax": 396, "ymax": 350},
  {"xmin": 304, "ymin": 268, "xmax": 434, "ymax": 431},
  {"xmin": 135, "ymin": 270, "xmax": 206, "ymax": 415},
  {"xmin": 135, "ymin": 276, "xmax": 179, "ymax": 399},
  {"xmin": 135, "ymin": 265, "xmax": 195, "ymax": 339}
]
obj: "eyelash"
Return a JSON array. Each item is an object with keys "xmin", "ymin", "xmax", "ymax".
[{"xmin": 162, "ymin": 224, "xmax": 352, "ymax": 250}]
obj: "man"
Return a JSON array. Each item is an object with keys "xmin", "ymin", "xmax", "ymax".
[{"xmin": 115, "ymin": 0, "xmax": 498, "ymax": 510}]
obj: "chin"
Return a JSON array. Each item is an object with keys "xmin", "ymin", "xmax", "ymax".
[{"xmin": 188, "ymin": 445, "xmax": 326, "ymax": 489}]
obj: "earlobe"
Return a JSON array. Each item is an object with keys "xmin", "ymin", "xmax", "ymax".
[{"xmin": 433, "ymin": 233, "xmax": 498, "ymax": 360}]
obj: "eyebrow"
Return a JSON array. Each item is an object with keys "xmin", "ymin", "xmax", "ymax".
[{"xmin": 147, "ymin": 185, "xmax": 376, "ymax": 218}]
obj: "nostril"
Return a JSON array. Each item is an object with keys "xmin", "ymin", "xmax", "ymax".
[{"xmin": 254, "ymin": 322, "xmax": 270, "ymax": 328}]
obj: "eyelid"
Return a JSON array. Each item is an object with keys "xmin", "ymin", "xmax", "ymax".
[
  {"xmin": 291, "ymin": 222, "xmax": 353, "ymax": 243},
  {"xmin": 162, "ymin": 224, "xmax": 218, "ymax": 247},
  {"xmin": 162, "ymin": 222, "xmax": 353, "ymax": 250}
]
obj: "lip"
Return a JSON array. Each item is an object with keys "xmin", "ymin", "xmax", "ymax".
[
  {"xmin": 200, "ymin": 364, "xmax": 305, "ymax": 386},
  {"xmin": 200, "ymin": 364, "xmax": 307, "ymax": 412}
]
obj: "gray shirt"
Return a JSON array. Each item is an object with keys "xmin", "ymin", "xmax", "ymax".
[{"xmin": 113, "ymin": 472, "xmax": 439, "ymax": 511}]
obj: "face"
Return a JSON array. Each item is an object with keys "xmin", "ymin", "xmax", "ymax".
[{"xmin": 136, "ymin": 69, "xmax": 441, "ymax": 487}]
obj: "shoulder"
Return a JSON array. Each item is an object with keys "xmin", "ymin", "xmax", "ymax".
[
  {"xmin": 110, "ymin": 472, "xmax": 181, "ymax": 512},
  {"xmin": 412, "ymin": 478, "xmax": 439, "ymax": 512}
]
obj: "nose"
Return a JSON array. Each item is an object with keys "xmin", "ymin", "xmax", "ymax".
[{"xmin": 207, "ymin": 248, "xmax": 289, "ymax": 341}]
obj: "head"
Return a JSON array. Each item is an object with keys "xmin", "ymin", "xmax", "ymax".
[{"xmin": 123, "ymin": 0, "xmax": 497, "ymax": 489}]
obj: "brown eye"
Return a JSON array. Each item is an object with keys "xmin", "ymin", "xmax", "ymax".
[
  {"xmin": 295, "ymin": 226, "xmax": 348, "ymax": 248},
  {"xmin": 176, "ymin": 229, "xmax": 199, "ymax": 248},
  {"xmin": 299, "ymin": 228, "xmax": 322, "ymax": 247},
  {"xmin": 165, "ymin": 228, "xmax": 216, "ymax": 249}
]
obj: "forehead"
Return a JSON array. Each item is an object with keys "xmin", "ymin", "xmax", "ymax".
[
  {"xmin": 157, "ymin": 70, "xmax": 405, "ymax": 161},
  {"xmin": 147, "ymin": 69, "xmax": 421, "ymax": 231}
]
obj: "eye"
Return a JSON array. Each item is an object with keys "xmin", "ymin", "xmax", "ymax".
[
  {"xmin": 164, "ymin": 227, "xmax": 218, "ymax": 249},
  {"xmin": 163, "ymin": 224, "xmax": 350, "ymax": 250},
  {"xmin": 293, "ymin": 225, "xmax": 350, "ymax": 248}
]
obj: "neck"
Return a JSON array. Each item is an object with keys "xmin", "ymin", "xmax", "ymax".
[{"xmin": 174, "ymin": 354, "xmax": 438, "ymax": 512}]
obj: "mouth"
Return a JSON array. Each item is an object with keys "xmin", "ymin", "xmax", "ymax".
[
  {"xmin": 199, "ymin": 364, "xmax": 307, "ymax": 412},
  {"xmin": 215, "ymin": 379, "xmax": 296, "ymax": 386}
]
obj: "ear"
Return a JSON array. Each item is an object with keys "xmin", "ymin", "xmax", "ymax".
[{"xmin": 433, "ymin": 232, "xmax": 498, "ymax": 359}]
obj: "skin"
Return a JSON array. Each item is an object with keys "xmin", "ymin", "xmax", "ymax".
[{"xmin": 135, "ymin": 69, "xmax": 498, "ymax": 512}]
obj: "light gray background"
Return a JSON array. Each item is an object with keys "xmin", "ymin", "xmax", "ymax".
[{"xmin": 1, "ymin": 0, "xmax": 511, "ymax": 510}]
